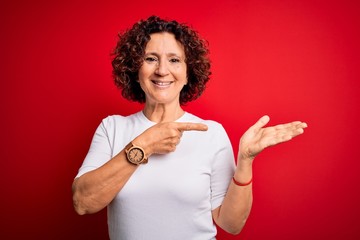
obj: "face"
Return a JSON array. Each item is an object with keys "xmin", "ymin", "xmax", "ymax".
[{"xmin": 138, "ymin": 32, "xmax": 187, "ymax": 106}]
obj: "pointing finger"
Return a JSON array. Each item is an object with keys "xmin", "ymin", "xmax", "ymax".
[{"xmin": 176, "ymin": 122, "xmax": 208, "ymax": 132}]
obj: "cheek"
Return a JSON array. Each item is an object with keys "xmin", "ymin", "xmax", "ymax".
[
  {"xmin": 136, "ymin": 69, "xmax": 146, "ymax": 88},
  {"xmin": 138, "ymin": 66, "xmax": 151, "ymax": 83},
  {"xmin": 138, "ymin": 78, "xmax": 147, "ymax": 92},
  {"xmin": 138, "ymin": 66, "xmax": 145, "ymax": 80},
  {"xmin": 174, "ymin": 65, "xmax": 187, "ymax": 82}
]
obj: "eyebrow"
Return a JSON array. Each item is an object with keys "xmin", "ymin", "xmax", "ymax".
[{"xmin": 144, "ymin": 52, "xmax": 183, "ymax": 58}]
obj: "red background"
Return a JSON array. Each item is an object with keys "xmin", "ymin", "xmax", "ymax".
[{"xmin": 1, "ymin": 0, "xmax": 360, "ymax": 239}]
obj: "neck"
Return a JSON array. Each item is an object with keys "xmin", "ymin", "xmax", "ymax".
[{"xmin": 143, "ymin": 102, "xmax": 185, "ymax": 123}]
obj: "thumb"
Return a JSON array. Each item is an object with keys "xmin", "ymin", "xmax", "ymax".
[{"xmin": 251, "ymin": 115, "xmax": 270, "ymax": 130}]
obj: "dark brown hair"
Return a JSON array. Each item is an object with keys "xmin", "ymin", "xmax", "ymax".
[{"xmin": 111, "ymin": 16, "xmax": 211, "ymax": 105}]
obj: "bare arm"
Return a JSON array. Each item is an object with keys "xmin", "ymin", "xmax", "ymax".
[
  {"xmin": 72, "ymin": 122, "xmax": 208, "ymax": 215},
  {"xmin": 72, "ymin": 149, "xmax": 137, "ymax": 215},
  {"xmin": 212, "ymin": 116, "xmax": 307, "ymax": 234}
]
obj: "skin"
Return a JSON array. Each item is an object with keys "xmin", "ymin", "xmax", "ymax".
[
  {"xmin": 212, "ymin": 115, "xmax": 307, "ymax": 234},
  {"xmin": 138, "ymin": 32, "xmax": 188, "ymax": 123},
  {"xmin": 72, "ymin": 32, "xmax": 308, "ymax": 235}
]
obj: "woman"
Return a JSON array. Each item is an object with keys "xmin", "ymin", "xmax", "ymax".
[{"xmin": 72, "ymin": 16, "xmax": 307, "ymax": 239}]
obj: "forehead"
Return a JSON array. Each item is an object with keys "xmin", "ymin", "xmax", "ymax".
[{"xmin": 145, "ymin": 32, "xmax": 185, "ymax": 56}]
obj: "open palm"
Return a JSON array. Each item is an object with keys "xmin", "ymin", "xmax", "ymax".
[{"xmin": 239, "ymin": 116, "xmax": 307, "ymax": 160}]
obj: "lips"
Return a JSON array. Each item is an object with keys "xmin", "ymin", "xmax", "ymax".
[{"xmin": 151, "ymin": 80, "xmax": 173, "ymax": 86}]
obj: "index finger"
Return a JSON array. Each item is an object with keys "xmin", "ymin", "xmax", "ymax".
[{"xmin": 176, "ymin": 122, "xmax": 208, "ymax": 132}]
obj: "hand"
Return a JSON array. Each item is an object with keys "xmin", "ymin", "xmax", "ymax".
[
  {"xmin": 133, "ymin": 122, "xmax": 208, "ymax": 156},
  {"xmin": 238, "ymin": 115, "xmax": 307, "ymax": 162}
]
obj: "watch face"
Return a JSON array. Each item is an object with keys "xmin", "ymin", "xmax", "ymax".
[{"xmin": 128, "ymin": 147, "xmax": 144, "ymax": 164}]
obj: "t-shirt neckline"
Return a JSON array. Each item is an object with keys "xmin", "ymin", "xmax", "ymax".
[{"xmin": 137, "ymin": 110, "xmax": 190, "ymax": 125}]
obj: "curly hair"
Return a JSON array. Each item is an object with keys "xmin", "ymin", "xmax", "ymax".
[{"xmin": 111, "ymin": 16, "xmax": 211, "ymax": 105}]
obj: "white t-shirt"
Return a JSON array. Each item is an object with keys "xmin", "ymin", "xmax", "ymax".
[{"xmin": 76, "ymin": 111, "xmax": 235, "ymax": 240}]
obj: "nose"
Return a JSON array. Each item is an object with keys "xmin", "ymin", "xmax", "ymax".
[{"xmin": 155, "ymin": 59, "xmax": 170, "ymax": 76}]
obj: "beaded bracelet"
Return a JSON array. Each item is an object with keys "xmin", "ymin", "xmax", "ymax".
[{"xmin": 232, "ymin": 176, "xmax": 253, "ymax": 186}]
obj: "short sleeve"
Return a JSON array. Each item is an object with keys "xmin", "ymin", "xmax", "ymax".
[
  {"xmin": 75, "ymin": 117, "xmax": 113, "ymax": 178},
  {"xmin": 210, "ymin": 124, "xmax": 236, "ymax": 210}
]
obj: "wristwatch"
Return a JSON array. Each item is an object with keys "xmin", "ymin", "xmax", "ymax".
[{"xmin": 124, "ymin": 142, "xmax": 148, "ymax": 165}]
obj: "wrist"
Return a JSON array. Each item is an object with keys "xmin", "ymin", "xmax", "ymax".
[
  {"xmin": 233, "ymin": 170, "xmax": 253, "ymax": 186},
  {"xmin": 234, "ymin": 160, "xmax": 253, "ymax": 184},
  {"xmin": 237, "ymin": 156, "xmax": 254, "ymax": 170},
  {"xmin": 132, "ymin": 137, "xmax": 151, "ymax": 159},
  {"xmin": 124, "ymin": 142, "xmax": 148, "ymax": 165},
  {"xmin": 238, "ymin": 151, "xmax": 255, "ymax": 161},
  {"xmin": 232, "ymin": 176, "xmax": 253, "ymax": 186}
]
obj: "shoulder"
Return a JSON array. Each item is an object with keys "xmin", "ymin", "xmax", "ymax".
[
  {"xmin": 102, "ymin": 114, "xmax": 127, "ymax": 124},
  {"xmin": 99, "ymin": 112, "xmax": 141, "ymax": 130}
]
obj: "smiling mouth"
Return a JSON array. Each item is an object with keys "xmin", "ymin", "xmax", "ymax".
[{"xmin": 151, "ymin": 80, "xmax": 173, "ymax": 86}]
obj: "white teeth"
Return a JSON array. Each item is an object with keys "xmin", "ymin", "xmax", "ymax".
[{"xmin": 153, "ymin": 81, "xmax": 172, "ymax": 86}]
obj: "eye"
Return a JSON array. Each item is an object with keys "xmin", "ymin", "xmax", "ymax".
[
  {"xmin": 144, "ymin": 56, "xmax": 158, "ymax": 62},
  {"xmin": 169, "ymin": 58, "xmax": 180, "ymax": 63}
]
